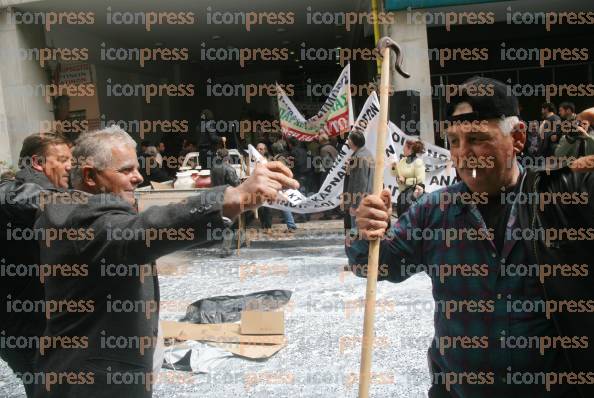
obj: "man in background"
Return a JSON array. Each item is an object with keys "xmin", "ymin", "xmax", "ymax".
[
  {"xmin": 343, "ymin": 130, "xmax": 373, "ymax": 241},
  {"xmin": 157, "ymin": 141, "xmax": 166, "ymax": 157},
  {"xmin": 0, "ymin": 132, "xmax": 72, "ymax": 397},
  {"xmin": 211, "ymin": 148, "xmax": 241, "ymax": 255},
  {"xmin": 318, "ymin": 132, "xmax": 338, "ymax": 181},
  {"xmin": 559, "ymin": 101, "xmax": 576, "ymax": 122},
  {"xmin": 197, "ymin": 109, "xmax": 225, "ymax": 170},
  {"xmin": 271, "ymin": 140, "xmax": 298, "ymax": 232},
  {"xmin": 179, "ymin": 139, "xmax": 199, "ymax": 169},
  {"xmin": 556, "ymin": 107, "xmax": 594, "ymax": 158},
  {"xmin": 522, "ymin": 121, "xmax": 541, "ymax": 164},
  {"xmin": 288, "ymin": 137, "xmax": 314, "ymax": 222},
  {"xmin": 138, "ymin": 140, "xmax": 150, "ymax": 157},
  {"xmin": 138, "ymin": 145, "xmax": 169, "ymax": 187},
  {"xmin": 539, "ymin": 102, "xmax": 561, "ymax": 157},
  {"xmin": 211, "ymin": 148, "xmax": 240, "ymax": 188},
  {"xmin": 318, "ymin": 132, "xmax": 340, "ymax": 220},
  {"xmin": 255, "ymin": 142, "xmax": 273, "ymax": 233}
]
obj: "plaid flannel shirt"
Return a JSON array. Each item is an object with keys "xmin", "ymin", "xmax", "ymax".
[{"xmin": 346, "ymin": 175, "xmax": 572, "ymax": 397}]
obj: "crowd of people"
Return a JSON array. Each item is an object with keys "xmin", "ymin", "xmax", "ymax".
[
  {"xmin": 522, "ymin": 101, "xmax": 594, "ymax": 161},
  {"xmin": 2, "ymin": 74, "xmax": 594, "ymax": 397}
]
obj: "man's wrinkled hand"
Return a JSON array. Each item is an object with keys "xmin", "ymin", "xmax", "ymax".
[
  {"xmin": 223, "ymin": 161, "xmax": 299, "ymax": 218},
  {"xmin": 355, "ymin": 189, "xmax": 391, "ymax": 240}
]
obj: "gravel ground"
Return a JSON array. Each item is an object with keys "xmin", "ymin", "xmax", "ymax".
[{"xmin": 0, "ymin": 234, "xmax": 434, "ymax": 398}]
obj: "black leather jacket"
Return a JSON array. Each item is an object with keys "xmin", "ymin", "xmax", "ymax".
[
  {"xmin": 0, "ymin": 167, "xmax": 60, "ymax": 338},
  {"xmin": 517, "ymin": 166, "xmax": 594, "ymax": 398}
]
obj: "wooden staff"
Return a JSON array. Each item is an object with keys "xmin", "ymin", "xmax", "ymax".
[
  {"xmin": 358, "ymin": 37, "xmax": 409, "ymax": 398},
  {"xmin": 246, "ymin": 152, "xmax": 259, "ymax": 221},
  {"xmin": 346, "ymin": 80, "xmax": 354, "ymax": 130},
  {"xmin": 236, "ymin": 213, "xmax": 242, "ymax": 255},
  {"xmin": 237, "ymin": 153, "xmax": 246, "ymax": 254}
]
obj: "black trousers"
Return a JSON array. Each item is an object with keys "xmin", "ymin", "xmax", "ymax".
[{"xmin": 258, "ymin": 206, "xmax": 272, "ymax": 229}]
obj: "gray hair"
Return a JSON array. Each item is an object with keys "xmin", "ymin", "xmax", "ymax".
[
  {"xmin": 499, "ymin": 116, "xmax": 520, "ymax": 135},
  {"xmin": 70, "ymin": 125, "xmax": 136, "ymax": 187}
]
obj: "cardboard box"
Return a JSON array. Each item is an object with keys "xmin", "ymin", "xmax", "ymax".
[
  {"xmin": 161, "ymin": 319, "xmax": 286, "ymax": 359},
  {"xmin": 161, "ymin": 320, "xmax": 284, "ymax": 345},
  {"xmin": 240, "ymin": 311, "xmax": 284, "ymax": 335}
]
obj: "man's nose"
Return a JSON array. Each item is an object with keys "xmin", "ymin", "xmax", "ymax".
[{"xmin": 131, "ymin": 168, "xmax": 144, "ymax": 186}]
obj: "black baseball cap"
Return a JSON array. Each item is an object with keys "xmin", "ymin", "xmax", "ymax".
[{"xmin": 445, "ymin": 77, "xmax": 519, "ymax": 123}]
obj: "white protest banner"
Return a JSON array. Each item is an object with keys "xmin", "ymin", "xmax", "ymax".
[
  {"xmin": 247, "ymin": 144, "xmax": 349, "ymax": 211},
  {"xmin": 247, "ymin": 142, "xmax": 353, "ymax": 214},
  {"xmin": 277, "ymin": 64, "xmax": 353, "ymax": 142},
  {"xmin": 359, "ymin": 94, "xmax": 459, "ymax": 201},
  {"xmin": 250, "ymin": 92, "xmax": 459, "ymax": 214}
]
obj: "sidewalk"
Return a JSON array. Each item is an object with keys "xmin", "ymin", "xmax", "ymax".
[{"xmin": 242, "ymin": 219, "xmax": 345, "ymax": 250}]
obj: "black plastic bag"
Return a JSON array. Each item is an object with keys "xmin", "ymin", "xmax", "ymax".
[{"xmin": 180, "ymin": 289, "xmax": 292, "ymax": 324}]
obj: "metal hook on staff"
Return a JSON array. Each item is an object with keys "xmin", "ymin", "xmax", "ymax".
[
  {"xmin": 358, "ymin": 36, "xmax": 410, "ymax": 398},
  {"xmin": 376, "ymin": 37, "xmax": 411, "ymax": 79}
]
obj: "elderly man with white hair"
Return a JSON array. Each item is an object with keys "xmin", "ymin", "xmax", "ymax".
[
  {"xmin": 348, "ymin": 77, "xmax": 594, "ymax": 398},
  {"xmin": 31, "ymin": 126, "xmax": 298, "ymax": 398}
]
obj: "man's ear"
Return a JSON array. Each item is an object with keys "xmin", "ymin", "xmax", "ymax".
[
  {"xmin": 81, "ymin": 166, "xmax": 97, "ymax": 188},
  {"xmin": 30, "ymin": 154, "xmax": 44, "ymax": 172},
  {"xmin": 511, "ymin": 121, "xmax": 526, "ymax": 154}
]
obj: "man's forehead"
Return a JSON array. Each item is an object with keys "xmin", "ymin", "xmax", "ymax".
[
  {"xmin": 47, "ymin": 143, "xmax": 72, "ymax": 156},
  {"xmin": 111, "ymin": 145, "xmax": 137, "ymax": 164},
  {"xmin": 445, "ymin": 118, "xmax": 493, "ymax": 136}
]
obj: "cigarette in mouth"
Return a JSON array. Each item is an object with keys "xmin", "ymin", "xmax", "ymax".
[{"xmin": 472, "ymin": 168, "xmax": 477, "ymax": 179}]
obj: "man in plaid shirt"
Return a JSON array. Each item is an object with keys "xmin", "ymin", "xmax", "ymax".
[{"xmin": 347, "ymin": 77, "xmax": 594, "ymax": 397}]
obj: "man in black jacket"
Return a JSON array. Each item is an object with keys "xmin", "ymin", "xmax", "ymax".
[
  {"xmin": 211, "ymin": 148, "xmax": 242, "ymax": 256},
  {"xmin": 343, "ymin": 130, "xmax": 373, "ymax": 235},
  {"xmin": 349, "ymin": 77, "xmax": 594, "ymax": 397},
  {"xmin": 539, "ymin": 102, "xmax": 562, "ymax": 158},
  {"xmin": 31, "ymin": 126, "xmax": 298, "ymax": 397},
  {"xmin": 197, "ymin": 109, "xmax": 225, "ymax": 170},
  {"xmin": 210, "ymin": 148, "xmax": 240, "ymax": 188},
  {"xmin": 0, "ymin": 132, "xmax": 72, "ymax": 396}
]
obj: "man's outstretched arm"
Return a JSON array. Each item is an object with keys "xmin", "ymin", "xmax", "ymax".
[{"xmin": 38, "ymin": 162, "xmax": 299, "ymax": 266}]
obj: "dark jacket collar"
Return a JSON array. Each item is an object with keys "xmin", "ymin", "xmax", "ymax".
[{"xmin": 15, "ymin": 166, "xmax": 56, "ymax": 190}]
